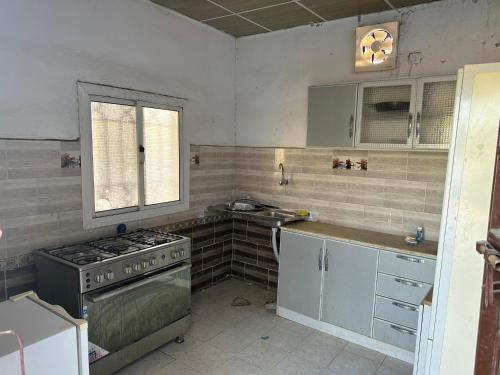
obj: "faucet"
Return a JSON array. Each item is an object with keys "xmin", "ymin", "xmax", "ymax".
[{"xmin": 278, "ymin": 163, "xmax": 288, "ymax": 186}]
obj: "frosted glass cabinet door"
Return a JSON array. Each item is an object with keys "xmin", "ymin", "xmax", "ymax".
[
  {"xmin": 307, "ymin": 84, "xmax": 358, "ymax": 147},
  {"xmin": 321, "ymin": 240, "xmax": 378, "ymax": 336},
  {"xmin": 356, "ymin": 80, "xmax": 416, "ymax": 148},
  {"xmin": 414, "ymin": 77, "xmax": 457, "ymax": 149},
  {"xmin": 278, "ymin": 231, "xmax": 323, "ymax": 319}
]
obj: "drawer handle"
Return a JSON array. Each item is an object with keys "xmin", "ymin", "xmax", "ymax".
[
  {"xmin": 325, "ymin": 248, "xmax": 329, "ymax": 272},
  {"xmin": 318, "ymin": 248, "xmax": 323, "ymax": 271},
  {"xmin": 392, "ymin": 301, "xmax": 418, "ymax": 312},
  {"xmin": 396, "ymin": 254, "xmax": 424, "ymax": 263},
  {"xmin": 394, "ymin": 278, "xmax": 423, "ymax": 288},
  {"xmin": 390, "ymin": 324, "xmax": 416, "ymax": 336}
]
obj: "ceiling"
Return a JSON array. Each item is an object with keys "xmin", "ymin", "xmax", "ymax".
[{"xmin": 151, "ymin": 0, "xmax": 440, "ymax": 38}]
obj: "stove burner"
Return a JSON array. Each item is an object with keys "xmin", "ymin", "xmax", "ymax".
[
  {"xmin": 121, "ymin": 230, "xmax": 183, "ymax": 246},
  {"xmin": 47, "ymin": 244, "xmax": 117, "ymax": 265},
  {"xmin": 88, "ymin": 238, "xmax": 140, "ymax": 255}
]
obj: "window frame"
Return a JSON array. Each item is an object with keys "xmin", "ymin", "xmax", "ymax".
[{"xmin": 77, "ymin": 82, "xmax": 189, "ymax": 229}]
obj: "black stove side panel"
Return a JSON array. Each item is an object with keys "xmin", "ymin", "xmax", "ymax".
[{"xmin": 34, "ymin": 253, "xmax": 82, "ymax": 319}]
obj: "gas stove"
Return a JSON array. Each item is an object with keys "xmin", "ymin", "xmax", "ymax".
[{"xmin": 35, "ymin": 229, "xmax": 190, "ymax": 293}]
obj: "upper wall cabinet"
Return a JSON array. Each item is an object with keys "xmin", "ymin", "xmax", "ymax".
[
  {"xmin": 356, "ymin": 76, "xmax": 456, "ymax": 149},
  {"xmin": 307, "ymin": 84, "xmax": 358, "ymax": 148},
  {"xmin": 414, "ymin": 77, "xmax": 457, "ymax": 149}
]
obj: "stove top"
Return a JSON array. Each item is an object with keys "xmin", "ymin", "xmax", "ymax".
[
  {"xmin": 47, "ymin": 244, "xmax": 117, "ymax": 265},
  {"xmin": 42, "ymin": 229, "xmax": 186, "ymax": 266},
  {"xmin": 121, "ymin": 229, "xmax": 184, "ymax": 246}
]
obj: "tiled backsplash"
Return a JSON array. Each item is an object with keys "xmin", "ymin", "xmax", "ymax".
[
  {"xmin": 0, "ymin": 141, "xmax": 233, "ymax": 299},
  {"xmin": 0, "ymin": 140, "xmax": 447, "ymax": 300},
  {"xmin": 231, "ymin": 147, "xmax": 447, "ymax": 241}
]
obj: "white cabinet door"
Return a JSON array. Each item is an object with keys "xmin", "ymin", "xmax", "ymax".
[
  {"xmin": 414, "ymin": 76, "xmax": 457, "ymax": 149},
  {"xmin": 307, "ymin": 84, "xmax": 358, "ymax": 148},
  {"xmin": 356, "ymin": 79, "xmax": 417, "ymax": 149},
  {"xmin": 277, "ymin": 231, "xmax": 324, "ymax": 319},
  {"xmin": 321, "ymin": 239, "xmax": 378, "ymax": 336}
]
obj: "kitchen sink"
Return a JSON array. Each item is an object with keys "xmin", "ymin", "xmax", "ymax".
[
  {"xmin": 247, "ymin": 208, "xmax": 305, "ymax": 227},
  {"xmin": 207, "ymin": 204, "xmax": 307, "ymax": 228},
  {"xmin": 254, "ymin": 209, "xmax": 297, "ymax": 219}
]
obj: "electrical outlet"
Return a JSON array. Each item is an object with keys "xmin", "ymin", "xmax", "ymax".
[{"xmin": 408, "ymin": 52, "xmax": 423, "ymax": 65}]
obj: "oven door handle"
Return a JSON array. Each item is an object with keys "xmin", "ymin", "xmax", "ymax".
[{"xmin": 86, "ymin": 263, "xmax": 191, "ymax": 303}]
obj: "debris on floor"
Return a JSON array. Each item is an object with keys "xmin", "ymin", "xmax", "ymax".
[{"xmin": 230, "ymin": 296, "xmax": 251, "ymax": 307}]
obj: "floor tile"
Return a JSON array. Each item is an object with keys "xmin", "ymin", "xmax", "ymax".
[
  {"xmin": 271, "ymin": 354, "xmax": 325, "ymax": 375},
  {"xmin": 263, "ymin": 326, "xmax": 309, "ymax": 352},
  {"xmin": 207, "ymin": 328, "xmax": 258, "ymax": 354},
  {"xmin": 159, "ymin": 361, "xmax": 203, "ymax": 375},
  {"xmin": 291, "ymin": 331, "xmax": 346, "ymax": 368},
  {"xmin": 210, "ymin": 356, "xmax": 264, "ymax": 375},
  {"xmin": 115, "ymin": 350, "xmax": 175, "ymax": 375},
  {"xmin": 377, "ymin": 357, "xmax": 413, "ymax": 375},
  {"xmin": 205, "ymin": 304, "xmax": 255, "ymax": 327},
  {"xmin": 186, "ymin": 318, "xmax": 227, "ymax": 341},
  {"xmin": 159, "ymin": 334, "xmax": 203, "ymax": 359},
  {"xmin": 323, "ymin": 350, "xmax": 382, "ymax": 375},
  {"xmin": 176, "ymin": 341, "xmax": 232, "ymax": 373},
  {"xmin": 238, "ymin": 339, "xmax": 289, "ymax": 370},
  {"xmin": 344, "ymin": 342, "xmax": 386, "ymax": 365}
]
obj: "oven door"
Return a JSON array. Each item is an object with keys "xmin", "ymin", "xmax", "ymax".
[{"xmin": 83, "ymin": 262, "xmax": 191, "ymax": 355}]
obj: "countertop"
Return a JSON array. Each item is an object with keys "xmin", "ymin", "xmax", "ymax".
[
  {"xmin": 423, "ymin": 288, "xmax": 433, "ymax": 306},
  {"xmin": 281, "ymin": 221, "xmax": 438, "ymax": 258}
]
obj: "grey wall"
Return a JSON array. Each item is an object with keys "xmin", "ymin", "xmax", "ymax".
[
  {"xmin": 235, "ymin": 0, "xmax": 500, "ymax": 146},
  {"xmin": 0, "ymin": 0, "xmax": 236, "ymax": 144}
]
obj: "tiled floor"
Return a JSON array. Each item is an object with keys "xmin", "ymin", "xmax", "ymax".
[{"xmin": 117, "ymin": 278, "xmax": 413, "ymax": 375}]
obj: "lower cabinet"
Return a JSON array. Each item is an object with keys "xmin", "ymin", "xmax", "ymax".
[
  {"xmin": 277, "ymin": 231, "xmax": 323, "ymax": 319},
  {"xmin": 277, "ymin": 229, "xmax": 436, "ymax": 356},
  {"xmin": 321, "ymin": 239, "xmax": 378, "ymax": 336},
  {"xmin": 373, "ymin": 319, "xmax": 417, "ymax": 352}
]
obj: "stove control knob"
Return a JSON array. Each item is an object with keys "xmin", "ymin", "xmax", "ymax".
[
  {"xmin": 94, "ymin": 274, "xmax": 104, "ymax": 283},
  {"xmin": 170, "ymin": 250, "xmax": 178, "ymax": 259},
  {"xmin": 132, "ymin": 263, "xmax": 141, "ymax": 272},
  {"xmin": 104, "ymin": 270, "xmax": 114, "ymax": 280},
  {"xmin": 149, "ymin": 257, "xmax": 157, "ymax": 266},
  {"xmin": 124, "ymin": 265, "xmax": 132, "ymax": 274},
  {"xmin": 141, "ymin": 260, "xmax": 148, "ymax": 269},
  {"xmin": 179, "ymin": 249, "xmax": 185, "ymax": 257}
]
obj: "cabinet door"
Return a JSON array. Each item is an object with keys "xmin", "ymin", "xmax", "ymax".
[
  {"xmin": 356, "ymin": 80, "xmax": 416, "ymax": 148},
  {"xmin": 307, "ymin": 84, "xmax": 358, "ymax": 147},
  {"xmin": 321, "ymin": 240, "xmax": 378, "ymax": 336},
  {"xmin": 277, "ymin": 231, "xmax": 323, "ymax": 319},
  {"xmin": 414, "ymin": 76, "xmax": 457, "ymax": 149}
]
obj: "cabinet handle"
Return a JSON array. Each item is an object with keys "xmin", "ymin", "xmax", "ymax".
[
  {"xmin": 407, "ymin": 113, "xmax": 413, "ymax": 138},
  {"xmin": 396, "ymin": 254, "xmax": 424, "ymax": 263},
  {"xmin": 324, "ymin": 248, "xmax": 329, "ymax": 272},
  {"xmin": 390, "ymin": 324, "xmax": 416, "ymax": 336},
  {"xmin": 348, "ymin": 115, "xmax": 354, "ymax": 139},
  {"xmin": 415, "ymin": 112, "xmax": 421, "ymax": 139},
  {"xmin": 394, "ymin": 278, "xmax": 422, "ymax": 288},
  {"xmin": 318, "ymin": 248, "xmax": 323, "ymax": 271},
  {"xmin": 392, "ymin": 301, "xmax": 418, "ymax": 312}
]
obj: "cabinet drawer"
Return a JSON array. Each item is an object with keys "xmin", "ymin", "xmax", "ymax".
[
  {"xmin": 377, "ymin": 273, "xmax": 432, "ymax": 305},
  {"xmin": 374, "ymin": 296, "xmax": 419, "ymax": 329},
  {"xmin": 373, "ymin": 318, "xmax": 417, "ymax": 352},
  {"xmin": 379, "ymin": 251, "xmax": 436, "ymax": 283}
]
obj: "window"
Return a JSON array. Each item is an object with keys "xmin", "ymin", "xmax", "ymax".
[{"xmin": 78, "ymin": 82, "xmax": 188, "ymax": 229}]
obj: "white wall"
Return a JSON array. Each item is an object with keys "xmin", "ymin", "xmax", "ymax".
[
  {"xmin": 235, "ymin": 0, "xmax": 500, "ymax": 147},
  {"xmin": 430, "ymin": 63, "xmax": 500, "ymax": 375},
  {"xmin": 0, "ymin": 0, "xmax": 236, "ymax": 145}
]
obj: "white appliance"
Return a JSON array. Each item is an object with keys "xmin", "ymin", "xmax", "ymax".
[{"xmin": 0, "ymin": 292, "xmax": 89, "ymax": 375}]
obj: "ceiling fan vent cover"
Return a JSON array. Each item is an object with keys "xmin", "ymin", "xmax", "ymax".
[{"xmin": 355, "ymin": 21, "xmax": 399, "ymax": 72}]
